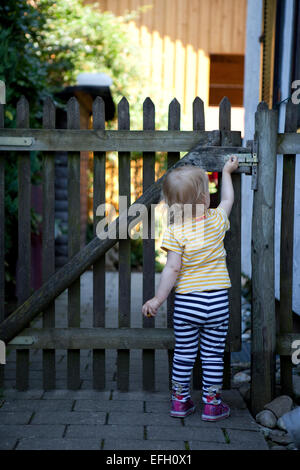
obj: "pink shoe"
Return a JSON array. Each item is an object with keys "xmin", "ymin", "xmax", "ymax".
[
  {"xmin": 170, "ymin": 393, "xmax": 196, "ymax": 418},
  {"xmin": 201, "ymin": 398, "xmax": 230, "ymax": 422}
]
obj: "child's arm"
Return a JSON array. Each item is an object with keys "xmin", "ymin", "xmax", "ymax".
[
  {"xmin": 219, "ymin": 155, "xmax": 239, "ymax": 217},
  {"xmin": 142, "ymin": 250, "xmax": 182, "ymax": 317}
]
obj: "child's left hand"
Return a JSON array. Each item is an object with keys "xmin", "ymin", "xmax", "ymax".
[{"xmin": 142, "ymin": 297, "xmax": 161, "ymax": 317}]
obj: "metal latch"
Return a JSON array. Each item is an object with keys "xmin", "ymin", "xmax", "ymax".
[
  {"xmin": 233, "ymin": 153, "xmax": 258, "ymax": 166},
  {"xmin": 0, "ymin": 137, "xmax": 33, "ymax": 147}
]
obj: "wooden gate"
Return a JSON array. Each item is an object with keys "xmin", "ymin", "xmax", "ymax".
[{"xmin": 0, "ymin": 85, "xmax": 299, "ymax": 414}]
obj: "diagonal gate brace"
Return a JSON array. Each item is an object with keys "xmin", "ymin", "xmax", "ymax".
[{"xmin": 0, "ymin": 142, "xmax": 257, "ymax": 344}]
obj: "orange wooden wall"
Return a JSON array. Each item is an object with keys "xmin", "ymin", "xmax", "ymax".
[{"xmin": 84, "ymin": 0, "xmax": 247, "ymax": 119}]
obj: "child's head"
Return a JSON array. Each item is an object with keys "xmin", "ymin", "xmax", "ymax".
[{"xmin": 162, "ymin": 165, "xmax": 210, "ymax": 218}]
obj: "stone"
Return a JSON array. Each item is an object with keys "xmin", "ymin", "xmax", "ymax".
[
  {"xmin": 264, "ymin": 395, "xmax": 293, "ymax": 419},
  {"xmin": 238, "ymin": 383, "xmax": 250, "ymax": 401},
  {"xmin": 255, "ymin": 410, "xmax": 277, "ymax": 429},
  {"xmin": 233, "ymin": 371, "xmax": 251, "ymax": 384},
  {"xmin": 277, "ymin": 416, "xmax": 287, "ymax": 431},
  {"xmin": 269, "ymin": 433, "xmax": 294, "ymax": 445}
]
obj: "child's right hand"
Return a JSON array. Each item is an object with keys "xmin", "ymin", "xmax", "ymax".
[
  {"xmin": 223, "ymin": 155, "xmax": 239, "ymax": 173},
  {"xmin": 142, "ymin": 296, "xmax": 161, "ymax": 317}
]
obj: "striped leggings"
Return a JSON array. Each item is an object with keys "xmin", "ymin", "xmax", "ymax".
[{"xmin": 171, "ymin": 289, "xmax": 229, "ymax": 403}]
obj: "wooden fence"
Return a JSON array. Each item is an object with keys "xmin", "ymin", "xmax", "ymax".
[{"xmin": 0, "ymin": 88, "xmax": 299, "ymax": 415}]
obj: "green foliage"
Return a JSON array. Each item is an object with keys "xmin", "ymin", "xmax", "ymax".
[{"xmin": 0, "ymin": 0, "xmax": 152, "ymax": 300}]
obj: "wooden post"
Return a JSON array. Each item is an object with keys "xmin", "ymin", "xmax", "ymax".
[
  {"xmin": 0, "ymin": 103, "xmax": 4, "ymax": 388},
  {"xmin": 16, "ymin": 96, "xmax": 31, "ymax": 390},
  {"xmin": 92, "ymin": 97, "xmax": 106, "ymax": 390},
  {"xmin": 67, "ymin": 97, "xmax": 81, "ymax": 390},
  {"xmin": 192, "ymin": 97, "xmax": 205, "ymax": 391},
  {"xmin": 250, "ymin": 102, "xmax": 278, "ymax": 415},
  {"xmin": 42, "ymin": 98, "xmax": 56, "ymax": 390},
  {"xmin": 142, "ymin": 98, "xmax": 156, "ymax": 391},
  {"xmin": 219, "ymin": 97, "xmax": 242, "ymax": 390},
  {"xmin": 117, "ymin": 98, "xmax": 131, "ymax": 391},
  {"xmin": 279, "ymin": 100, "xmax": 297, "ymax": 396},
  {"xmin": 167, "ymin": 98, "xmax": 180, "ymax": 390}
]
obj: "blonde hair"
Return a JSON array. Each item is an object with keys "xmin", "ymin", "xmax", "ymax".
[{"xmin": 162, "ymin": 165, "xmax": 209, "ymax": 221}]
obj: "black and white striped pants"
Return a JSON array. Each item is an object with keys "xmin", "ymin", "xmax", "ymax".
[{"xmin": 171, "ymin": 289, "xmax": 230, "ymax": 402}]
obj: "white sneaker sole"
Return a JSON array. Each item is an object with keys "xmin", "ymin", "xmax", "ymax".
[
  {"xmin": 170, "ymin": 406, "xmax": 196, "ymax": 418},
  {"xmin": 201, "ymin": 410, "xmax": 230, "ymax": 422}
]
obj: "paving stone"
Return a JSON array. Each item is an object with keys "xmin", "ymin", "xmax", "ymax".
[
  {"xmin": 0, "ymin": 438, "xmax": 18, "ymax": 450},
  {"xmin": 108, "ymin": 412, "xmax": 182, "ymax": 426},
  {"xmin": 185, "ymin": 412, "xmax": 258, "ymax": 430},
  {"xmin": 1, "ymin": 389, "xmax": 44, "ymax": 400},
  {"xmin": 31, "ymin": 411, "xmax": 106, "ymax": 425},
  {"xmin": 145, "ymin": 401, "xmax": 170, "ymax": 413},
  {"xmin": 226, "ymin": 429, "xmax": 269, "ymax": 449},
  {"xmin": 189, "ymin": 441, "xmax": 233, "ymax": 450},
  {"xmin": 66, "ymin": 424, "xmax": 144, "ymax": 440},
  {"xmin": 0, "ymin": 425, "xmax": 65, "ymax": 439},
  {"xmin": 16, "ymin": 438, "xmax": 101, "ymax": 450},
  {"xmin": 74, "ymin": 399, "xmax": 144, "ymax": 413},
  {"xmin": 146, "ymin": 425, "xmax": 226, "ymax": 442},
  {"xmin": 0, "ymin": 399, "xmax": 74, "ymax": 412},
  {"xmin": 112, "ymin": 391, "xmax": 170, "ymax": 401},
  {"xmin": 220, "ymin": 390, "xmax": 247, "ymax": 409},
  {"xmin": 103, "ymin": 439, "xmax": 186, "ymax": 450},
  {"xmin": 42, "ymin": 390, "xmax": 111, "ymax": 400},
  {"xmin": 0, "ymin": 412, "xmax": 32, "ymax": 424}
]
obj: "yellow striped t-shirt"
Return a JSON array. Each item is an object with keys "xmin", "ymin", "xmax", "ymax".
[{"xmin": 160, "ymin": 206, "xmax": 231, "ymax": 293}]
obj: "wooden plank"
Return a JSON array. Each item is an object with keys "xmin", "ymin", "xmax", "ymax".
[
  {"xmin": 117, "ymin": 98, "xmax": 131, "ymax": 391},
  {"xmin": 250, "ymin": 102, "xmax": 278, "ymax": 416},
  {"xmin": 92, "ymin": 97, "xmax": 106, "ymax": 390},
  {"xmin": 142, "ymin": 98, "xmax": 156, "ymax": 391},
  {"xmin": 0, "ymin": 128, "xmax": 225, "ymax": 152},
  {"xmin": 0, "ymin": 141, "xmax": 246, "ymax": 346},
  {"xmin": 16, "ymin": 96, "xmax": 31, "ymax": 391},
  {"xmin": 219, "ymin": 97, "xmax": 242, "ymax": 391},
  {"xmin": 192, "ymin": 97, "xmax": 204, "ymax": 392},
  {"xmin": 7, "ymin": 327, "xmax": 175, "ymax": 350},
  {"xmin": 67, "ymin": 97, "xmax": 81, "ymax": 390},
  {"xmin": 167, "ymin": 98, "xmax": 181, "ymax": 390},
  {"xmin": 42, "ymin": 97, "xmax": 56, "ymax": 390},
  {"xmin": 279, "ymin": 100, "xmax": 297, "ymax": 396},
  {"xmin": 0, "ymin": 104, "xmax": 4, "ymax": 388},
  {"xmin": 7, "ymin": 327, "xmax": 240, "ymax": 351},
  {"xmin": 277, "ymin": 132, "xmax": 300, "ymax": 154}
]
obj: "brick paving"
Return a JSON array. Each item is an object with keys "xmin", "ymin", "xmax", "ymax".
[{"xmin": 0, "ymin": 271, "xmax": 269, "ymax": 450}]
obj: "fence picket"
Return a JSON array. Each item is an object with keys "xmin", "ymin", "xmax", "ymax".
[
  {"xmin": 0, "ymin": 104, "xmax": 4, "ymax": 388},
  {"xmin": 92, "ymin": 97, "xmax": 106, "ymax": 389},
  {"xmin": 192, "ymin": 97, "xmax": 205, "ymax": 391},
  {"xmin": 42, "ymin": 97, "xmax": 56, "ymax": 389},
  {"xmin": 16, "ymin": 96, "xmax": 31, "ymax": 390},
  {"xmin": 142, "ymin": 98, "xmax": 156, "ymax": 391},
  {"xmin": 67, "ymin": 97, "xmax": 81, "ymax": 390},
  {"xmin": 117, "ymin": 97, "xmax": 131, "ymax": 391},
  {"xmin": 279, "ymin": 100, "xmax": 297, "ymax": 396},
  {"xmin": 167, "ymin": 98, "xmax": 180, "ymax": 390},
  {"xmin": 219, "ymin": 96, "xmax": 242, "ymax": 390}
]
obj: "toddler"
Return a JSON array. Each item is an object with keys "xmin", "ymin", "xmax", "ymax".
[{"xmin": 142, "ymin": 155, "xmax": 239, "ymax": 421}]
